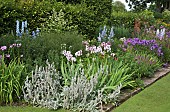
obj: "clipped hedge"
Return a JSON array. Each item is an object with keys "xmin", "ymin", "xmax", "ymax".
[
  {"xmin": 110, "ymin": 11, "xmax": 137, "ymax": 28},
  {"xmin": 0, "ymin": 0, "xmax": 112, "ymax": 39},
  {"xmin": 110, "ymin": 10, "xmax": 155, "ymax": 29},
  {"xmin": 0, "ymin": 0, "xmax": 64, "ymax": 34}
]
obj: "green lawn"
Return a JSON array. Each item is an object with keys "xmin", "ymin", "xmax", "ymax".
[
  {"xmin": 0, "ymin": 106, "xmax": 70, "ymax": 112},
  {"xmin": 113, "ymin": 73, "xmax": 170, "ymax": 112}
]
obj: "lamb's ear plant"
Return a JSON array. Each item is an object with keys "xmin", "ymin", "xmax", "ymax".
[
  {"xmin": 23, "ymin": 60, "xmax": 123, "ymax": 111},
  {"xmin": 23, "ymin": 60, "xmax": 62, "ymax": 109},
  {"xmin": 0, "ymin": 56, "xmax": 24, "ymax": 105}
]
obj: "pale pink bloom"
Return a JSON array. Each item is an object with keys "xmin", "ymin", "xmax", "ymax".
[
  {"xmin": 17, "ymin": 43, "xmax": 22, "ymax": 47},
  {"xmin": 85, "ymin": 45, "xmax": 89, "ymax": 51},
  {"xmin": 62, "ymin": 50, "xmax": 67, "ymax": 56},
  {"xmin": 75, "ymin": 50, "xmax": 82, "ymax": 57},
  {"xmin": 1, "ymin": 46, "xmax": 7, "ymax": 51},
  {"xmin": 71, "ymin": 57, "xmax": 76, "ymax": 62},
  {"xmin": 5, "ymin": 54, "xmax": 10, "ymax": 58},
  {"xmin": 101, "ymin": 42, "xmax": 106, "ymax": 47},
  {"xmin": 96, "ymin": 46, "xmax": 102, "ymax": 53}
]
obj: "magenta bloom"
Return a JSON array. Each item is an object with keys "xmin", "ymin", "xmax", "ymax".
[{"xmin": 1, "ymin": 46, "xmax": 7, "ymax": 51}]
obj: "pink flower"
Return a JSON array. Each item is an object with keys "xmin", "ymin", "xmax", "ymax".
[
  {"xmin": 5, "ymin": 54, "xmax": 10, "ymax": 58},
  {"xmin": 75, "ymin": 50, "xmax": 82, "ymax": 57},
  {"xmin": 1, "ymin": 46, "xmax": 7, "ymax": 51}
]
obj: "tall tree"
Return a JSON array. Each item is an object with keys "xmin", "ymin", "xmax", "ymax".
[
  {"xmin": 125, "ymin": 0, "xmax": 170, "ymax": 12},
  {"xmin": 112, "ymin": 1, "xmax": 126, "ymax": 12}
]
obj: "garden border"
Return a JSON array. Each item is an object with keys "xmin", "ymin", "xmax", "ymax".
[{"xmin": 103, "ymin": 65, "xmax": 170, "ymax": 112}]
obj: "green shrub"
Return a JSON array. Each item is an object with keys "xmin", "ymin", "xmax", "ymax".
[
  {"xmin": 110, "ymin": 12, "xmax": 137, "ymax": 28},
  {"xmin": 162, "ymin": 9, "xmax": 170, "ymax": 23},
  {"xmin": 20, "ymin": 31, "xmax": 84, "ymax": 71},
  {"xmin": 118, "ymin": 51, "xmax": 161, "ymax": 78},
  {"xmin": 114, "ymin": 26, "xmax": 132, "ymax": 38}
]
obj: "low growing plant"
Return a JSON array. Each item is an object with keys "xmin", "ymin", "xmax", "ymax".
[{"xmin": 23, "ymin": 60, "xmax": 122, "ymax": 111}]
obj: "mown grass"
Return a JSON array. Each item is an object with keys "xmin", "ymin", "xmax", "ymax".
[
  {"xmin": 0, "ymin": 106, "xmax": 70, "ymax": 112},
  {"xmin": 113, "ymin": 73, "xmax": 170, "ymax": 112}
]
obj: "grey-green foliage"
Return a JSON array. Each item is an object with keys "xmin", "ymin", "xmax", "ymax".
[
  {"xmin": 41, "ymin": 9, "xmax": 77, "ymax": 33},
  {"xmin": 23, "ymin": 60, "xmax": 62, "ymax": 109},
  {"xmin": 23, "ymin": 60, "xmax": 122, "ymax": 111}
]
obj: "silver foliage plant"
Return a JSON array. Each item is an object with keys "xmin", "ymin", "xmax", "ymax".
[
  {"xmin": 23, "ymin": 60, "xmax": 122, "ymax": 112},
  {"xmin": 23, "ymin": 60, "xmax": 62, "ymax": 109}
]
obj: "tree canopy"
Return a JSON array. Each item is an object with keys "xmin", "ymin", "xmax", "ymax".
[
  {"xmin": 125, "ymin": 0, "xmax": 170, "ymax": 12},
  {"xmin": 112, "ymin": 1, "xmax": 126, "ymax": 12}
]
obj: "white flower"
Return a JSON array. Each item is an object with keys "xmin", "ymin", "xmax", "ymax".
[
  {"xmin": 110, "ymin": 53, "xmax": 116, "ymax": 57},
  {"xmin": 71, "ymin": 57, "xmax": 76, "ymax": 62},
  {"xmin": 120, "ymin": 37, "xmax": 126, "ymax": 42}
]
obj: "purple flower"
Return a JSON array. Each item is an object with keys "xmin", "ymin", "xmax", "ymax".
[
  {"xmin": 1, "ymin": 46, "xmax": 7, "ymax": 51},
  {"xmin": 166, "ymin": 31, "xmax": 170, "ymax": 38}
]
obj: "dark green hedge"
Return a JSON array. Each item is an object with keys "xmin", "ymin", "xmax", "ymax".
[{"xmin": 0, "ymin": 0, "xmax": 112, "ymax": 39}]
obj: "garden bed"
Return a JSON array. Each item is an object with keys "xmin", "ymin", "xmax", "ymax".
[{"xmin": 104, "ymin": 65, "xmax": 170, "ymax": 112}]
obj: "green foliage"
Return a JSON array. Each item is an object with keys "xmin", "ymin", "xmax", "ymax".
[
  {"xmin": 118, "ymin": 51, "xmax": 161, "ymax": 78},
  {"xmin": 20, "ymin": 32, "xmax": 84, "ymax": 71},
  {"xmin": 41, "ymin": 9, "xmax": 77, "ymax": 33},
  {"xmin": 162, "ymin": 9, "xmax": 170, "ymax": 23},
  {"xmin": 111, "ymin": 11, "xmax": 137, "ymax": 28},
  {"xmin": 61, "ymin": 52, "xmax": 135, "ymax": 91},
  {"xmin": 138, "ymin": 10, "xmax": 155, "ymax": 24},
  {"xmin": 114, "ymin": 26, "xmax": 132, "ymax": 38},
  {"xmin": 0, "ymin": 0, "xmax": 63, "ymax": 35},
  {"xmin": 0, "ymin": 57, "xmax": 25, "ymax": 104},
  {"xmin": 0, "ymin": 0, "xmax": 112, "ymax": 39},
  {"xmin": 63, "ymin": 0, "xmax": 112, "ymax": 38},
  {"xmin": 112, "ymin": 1, "xmax": 126, "ymax": 12}
]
